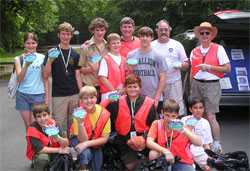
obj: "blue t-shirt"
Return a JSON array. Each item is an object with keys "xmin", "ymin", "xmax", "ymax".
[{"xmin": 16, "ymin": 53, "xmax": 45, "ymax": 94}]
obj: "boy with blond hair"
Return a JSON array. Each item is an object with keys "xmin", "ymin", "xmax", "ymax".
[
  {"xmin": 70, "ymin": 85, "xmax": 111, "ymax": 171},
  {"xmin": 98, "ymin": 33, "xmax": 126, "ymax": 101}
]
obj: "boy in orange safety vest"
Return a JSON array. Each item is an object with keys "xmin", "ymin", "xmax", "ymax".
[
  {"xmin": 70, "ymin": 85, "xmax": 111, "ymax": 171},
  {"xmin": 26, "ymin": 103, "xmax": 70, "ymax": 170},
  {"xmin": 146, "ymin": 99, "xmax": 202, "ymax": 171},
  {"xmin": 102, "ymin": 74, "xmax": 158, "ymax": 170},
  {"xmin": 98, "ymin": 33, "xmax": 126, "ymax": 101}
]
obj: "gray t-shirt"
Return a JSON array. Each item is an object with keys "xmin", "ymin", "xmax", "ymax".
[{"xmin": 127, "ymin": 48, "xmax": 168, "ymax": 100}]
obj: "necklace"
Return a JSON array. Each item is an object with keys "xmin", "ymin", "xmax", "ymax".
[
  {"xmin": 164, "ymin": 124, "xmax": 173, "ymax": 149},
  {"xmin": 58, "ymin": 44, "xmax": 71, "ymax": 75}
]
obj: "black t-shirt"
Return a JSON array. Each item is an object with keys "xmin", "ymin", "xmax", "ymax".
[
  {"xmin": 106, "ymin": 95, "xmax": 158, "ymax": 144},
  {"xmin": 43, "ymin": 46, "xmax": 80, "ymax": 97},
  {"xmin": 29, "ymin": 121, "xmax": 66, "ymax": 153}
]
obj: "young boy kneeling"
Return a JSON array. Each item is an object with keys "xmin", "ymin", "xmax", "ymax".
[
  {"xmin": 26, "ymin": 103, "xmax": 70, "ymax": 171},
  {"xmin": 146, "ymin": 99, "xmax": 202, "ymax": 171},
  {"xmin": 70, "ymin": 86, "xmax": 111, "ymax": 171},
  {"xmin": 181, "ymin": 97, "xmax": 213, "ymax": 170}
]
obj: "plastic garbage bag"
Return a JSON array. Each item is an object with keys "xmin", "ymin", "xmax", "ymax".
[
  {"xmin": 102, "ymin": 132, "xmax": 126, "ymax": 170},
  {"xmin": 140, "ymin": 155, "xmax": 181, "ymax": 171},
  {"xmin": 206, "ymin": 149, "xmax": 249, "ymax": 171},
  {"xmin": 49, "ymin": 154, "xmax": 75, "ymax": 171}
]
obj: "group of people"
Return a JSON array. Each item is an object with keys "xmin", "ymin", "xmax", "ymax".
[{"xmin": 14, "ymin": 16, "xmax": 230, "ymax": 171}]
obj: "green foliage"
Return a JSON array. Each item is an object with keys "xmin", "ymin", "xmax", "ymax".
[{"xmin": 0, "ymin": 0, "xmax": 59, "ymax": 53}]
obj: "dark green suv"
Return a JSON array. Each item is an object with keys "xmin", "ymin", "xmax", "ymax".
[{"xmin": 174, "ymin": 10, "xmax": 250, "ymax": 106}]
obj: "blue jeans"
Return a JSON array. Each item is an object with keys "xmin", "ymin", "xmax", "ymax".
[
  {"xmin": 172, "ymin": 162, "xmax": 195, "ymax": 171},
  {"xmin": 70, "ymin": 135, "xmax": 103, "ymax": 171}
]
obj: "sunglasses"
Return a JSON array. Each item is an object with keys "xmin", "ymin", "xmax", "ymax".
[{"xmin": 200, "ymin": 32, "xmax": 210, "ymax": 35}]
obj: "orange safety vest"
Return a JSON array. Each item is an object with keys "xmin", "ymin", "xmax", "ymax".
[
  {"xmin": 70, "ymin": 105, "xmax": 110, "ymax": 148},
  {"xmin": 99, "ymin": 54, "xmax": 126, "ymax": 93},
  {"xmin": 115, "ymin": 95, "xmax": 154, "ymax": 136},
  {"xmin": 119, "ymin": 37, "xmax": 141, "ymax": 58},
  {"xmin": 192, "ymin": 43, "xmax": 224, "ymax": 78},
  {"xmin": 26, "ymin": 119, "xmax": 61, "ymax": 161},
  {"xmin": 156, "ymin": 120, "xmax": 194, "ymax": 165}
]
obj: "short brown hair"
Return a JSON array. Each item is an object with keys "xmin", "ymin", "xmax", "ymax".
[
  {"xmin": 189, "ymin": 97, "xmax": 205, "ymax": 108},
  {"xmin": 24, "ymin": 33, "xmax": 38, "ymax": 43},
  {"xmin": 79, "ymin": 85, "xmax": 97, "ymax": 99},
  {"xmin": 125, "ymin": 74, "xmax": 142, "ymax": 88},
  {"xmin": 138, "ymin": 26, "xmax": 154, "ymax": 38},
  {"xmin": 162, "ymin": 99, "xmax": 180, "ymax": 113},
  {"xmin": 89, "ymin": 18, "xmax": 108, "ymax": 32},
  {"xmin": 120, "ymin": 17, "xmax": 135, "ymax": 27},
  {"xmin": 107, "ymin": 33, "xmax": 120, "ymax": 44},
  {"xmin": 32, "ymin": 103, "xmax": 50, "ymax": 118},
  {"xmin": 58, "ymin": 22, "xmax": 75, "ymax": 34}
]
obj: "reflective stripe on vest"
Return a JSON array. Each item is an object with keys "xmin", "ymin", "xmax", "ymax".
[
  {"xmin": 192, "ymin": 43, "xmax": 224, "ymax": 78},
  {"xmin": 115, "ymin": 95, "xmax": 154, "ymax": 135}
]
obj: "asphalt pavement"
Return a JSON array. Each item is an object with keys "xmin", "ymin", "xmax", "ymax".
[{"xmin": 0, "ymin": 79, "xmax": 249, "ymax": 170}]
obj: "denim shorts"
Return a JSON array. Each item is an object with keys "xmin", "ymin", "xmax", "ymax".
[{"xmin": 16, "ymin": 91, "xmax": 45, "ymax": 111}]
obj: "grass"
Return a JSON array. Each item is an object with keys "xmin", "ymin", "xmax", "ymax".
[
  {"xmin": 0, "ymin": 48, "xmax": 81, "ymax": 63},
  {"xmin": 0, "ymin": 48, "xmax": 25, "ymax": 63}
]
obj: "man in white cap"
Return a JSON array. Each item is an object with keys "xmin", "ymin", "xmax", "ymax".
[
  {"xmin": 190, "ymin": 22, "xmax": 231, "ymax": 154},
  {"xmin": 152, "ymin": 20, "xmax": 189, "ymax": 116}
]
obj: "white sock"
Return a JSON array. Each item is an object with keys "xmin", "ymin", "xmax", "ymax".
[{"xmin": 213, "ymin": 141, "xmax": 220, "ymax": 148}]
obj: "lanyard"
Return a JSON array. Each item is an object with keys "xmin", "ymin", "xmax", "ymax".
[
  {"xmin": 58, "ymin": 44, "xmax": 71, "ymax": 74},
  {"xmin": 164, "ymin": 124, "xmax": 173, "ymax": 149},
  {"xmin": 130, "ymin": 100, "xmax": 136, "ymax": 125},
  {"xmin": 200, "ymin": 43, "xmax": 213, "ymax": 63}
]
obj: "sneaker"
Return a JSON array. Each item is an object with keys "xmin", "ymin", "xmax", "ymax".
[{"xmin": 211, "ymin": 144, "xmax": 223, "ymax": 155}]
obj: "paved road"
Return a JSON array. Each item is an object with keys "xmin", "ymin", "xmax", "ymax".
[{"xmin": 0, "ymin": 80, "xmax": 249, "ymax": 170}]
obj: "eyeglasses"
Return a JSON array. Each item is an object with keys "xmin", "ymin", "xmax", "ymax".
[
  {"xmin": 158, "ymin": 28, "xmax": 169, "ymax": 32},
  {"xmin": 200, "ymin": 32, "xmax": 210, "ymax": 35}
]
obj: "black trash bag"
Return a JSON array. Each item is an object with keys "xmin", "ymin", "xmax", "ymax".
[
  {"xmin": 102, "ymin": 132, "xmax": 126, "ymax": 170},
  {"xmin": 206, "ymin": 149, "xmax": 249, "ymax": 171},
  {"xmin": 49, "ymin": 154, "xmax": 76, "ymax": 171},
  {"xmin": 140, "ymin": 155, "xmax": 181, "ymax": 171}
]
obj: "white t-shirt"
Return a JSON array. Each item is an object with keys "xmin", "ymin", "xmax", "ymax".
[
  {"xmin": 151, "ymin": 39, "xmax": 188, "ymax": 84},
  {"xmin": 190, "ymin": 43, "xmax": 230, "ymax": 80},
  {"xmin": 181, "ymin": 115, "xmax": 213, "ymax": 156},
  {"xmin": 98, "ymin": 52, "xmax": 121, "ymax": 77}
]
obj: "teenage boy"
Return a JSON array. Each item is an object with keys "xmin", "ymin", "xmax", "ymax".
[
  {"xmin": 147, "ymin": 99, "xmax": 202, "ymax": 171},
  {"xmin": 70, "ymin": 86, "xmax": 111, "ymax": 171},
  {"xmin": 78, "ymin": 18, "xmax": 109, "ymax": 103},
  {"xmin": 181, "ymin": 97, "xmax": 213, "ymax": 170},
  {"xmin": 26, "ymin": 103, "xmax": 70, "ymax": 171},
  {"xmin": 127, "ymin": 26, "xmax": 167, "ymax": 114},
  {"xmin": 103, "ymin": 74, "xmax": 158, "ymax": 170},
  {"xmin": 119, "ymin": 17, "xmax": 140, "ymax": 58},
  {"xmin": 190, "ymin": 22, "xmax": 231, "ymax": 153},
  {"xmin": 43, "ymin": 22, "xmax": 82, "ymax": 135},
  {"xmin": 98, "ymin": 33, "xmax": 126, "ymax": 101},
  {"xmin": 152, "ymin": 20, "xmax": 189, "ymax": 116}
]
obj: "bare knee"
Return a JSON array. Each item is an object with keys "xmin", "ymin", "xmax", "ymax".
[
  {"xmin": 149, "ymin": 150, "xmax": 161, "ymax": 161},
  {"xmin": 125, "ymin": 160, "xmax": 138, "ymax": 170}
]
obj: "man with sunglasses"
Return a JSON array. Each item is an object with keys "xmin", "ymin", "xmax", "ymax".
[
  {"xmin": 190, "ymin": 22, "xmax": 231, "ymax": 154},
  {"xmin": 152, "ymin": 20, "xmax": 189, "ymax": 117}
]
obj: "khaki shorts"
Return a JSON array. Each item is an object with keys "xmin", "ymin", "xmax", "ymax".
[
  {"xmin": 52, "ymin": 94, "xmax": 79, "ymax": 132},
  {"xmin": 191, "ymin": 79, "xmax": 221, "ymax": 114}
]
